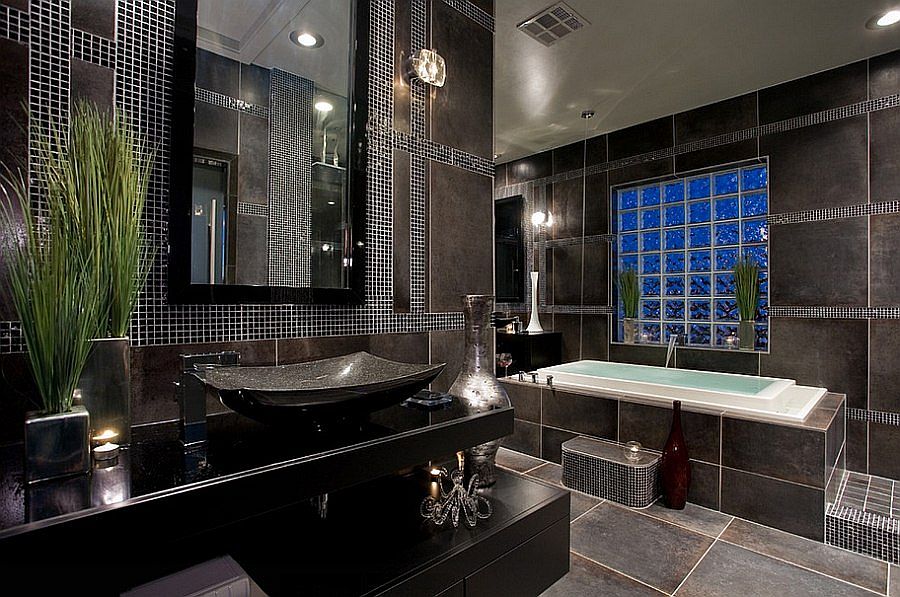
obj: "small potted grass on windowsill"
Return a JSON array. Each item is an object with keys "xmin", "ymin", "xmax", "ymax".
[
  {"xmin": 733, "ymin": 257, "xmax": 761, "ymax": 350},
  {"xmin": 617, "ymin": 268, "xmax": 640, "ymax": 344}
]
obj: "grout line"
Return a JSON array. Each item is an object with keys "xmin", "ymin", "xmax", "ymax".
[
  {"xmin": 671, "ymin": 519, "xmax": 731, "ymax": 594},
  {"xmin": 569, "ymin": 499, "xmax": 604, "ymax": 525},
  {"xmin": 570, "ymin": 551, "xmax": 671, "ymax": 595},
  {"xmin": 626, "ymin": 501, "xmax": 734, "ymax": 539}
]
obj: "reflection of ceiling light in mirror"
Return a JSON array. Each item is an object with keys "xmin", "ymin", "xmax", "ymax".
[
  {"xmin": 867, "ymin": 10, "xmax": 900, "ymax": 28},
  {"xmin": 315, "ymin": 100, "xmax": 333, "ymax": 113},
  {"xmin": 327, "ymin": 201, "xmax": 336, "ymax": 205},
  {"xmin": 290, "ymin": 31, "xmax": 324, "ymax": 48},
  {"xmin": 408, "ymin": 49, "xmax": 446, "ymax": 87},
  {"xmin": 531, "ymin": 211, "xmax": 546, "ymax": 226},
  {"xmin": 322, "ymin": 243, "xmax": 333, "ymax": 252}
]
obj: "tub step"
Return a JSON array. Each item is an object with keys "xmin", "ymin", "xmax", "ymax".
[
  {"xmin": 826, "ymin": 470, "xmax": 900, "ymax": 564},
  {"xmin": 561, "ymin": 436, "xmax": 660, "ymax": 508}
]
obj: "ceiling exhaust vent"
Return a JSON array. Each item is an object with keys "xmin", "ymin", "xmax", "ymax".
[{"xmin": 517, "ymin": 2, "xmax": 590, "ymax": 47}]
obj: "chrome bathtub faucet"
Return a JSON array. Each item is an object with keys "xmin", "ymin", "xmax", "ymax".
[{"xmin": 665, "ymin": 334, "xmax": 679, "ymax": 368}]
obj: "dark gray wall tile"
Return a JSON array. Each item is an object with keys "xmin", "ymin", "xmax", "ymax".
[
  {"xmin": 430, "ymin": 0, "xmax": 493, "ymax": 159},
  {"xmin": 429, "ymin": 162, "xmax": 493, "ymax": 311},
  {"xmin": 237, "ymin": 113, "xmax": 268, "ymax": 204},
  {"xmin": 675, "ymin": 93, "xmax": 757, "ymax": 143},
  {"xmin": 507, "ymin": 150, "xmax": 552, "ymax": 184},
  {"xmin": 494, "ymin": 163, "xmax": 507, "ymax": 188},
  {"xmin": 585, "ymin": 134, "xmax": 607, "ymax": 166},
  {"xmin": 543, "ymin": 389, "xmax": 617, "ymax": 439},
  {"xmin": 70, "ymin": 59, "xmax": 113, "ymax": 110},
  {"xmin": 501, "ymin": 418, "xmax": 540, "ymax": 457},
  {"xmin": 468, "ymin": 0, "xmax": 493, "ymax": 16},
  {"xmin": 769, "ymin": 217, "xmax": 868, "ymax": 307},
  {"xmin": 392, "ymin": 0, "xmax": 411, "ymax": 132},
  {"xmin": 193, "ymin": 102, "xmax": 238, "ymax": 155},
  {"xmin": 826, "ymin": 402, "xmax": 844, "ymax": 473},
  {"xmin": 720, "ymin": 467, "xmax": 824, "ymax": 540},
  {"xmin": 552, "ymin": 314, "xmax": 581, "ymax": 363},
  {"xmin": 870, "ymin": 320, "xmax": 900, "ymax": 413},
  {"xmin": 0, "ymin": 38, "xmax": 29, "ymax": 178},
  {"xmin": 761, "ymin": 318, "xmax": 868, "ymax": 409},
  {"xmin": 608, "ymin": 116, "xmax": 673, "ymax": 161},
  {"xmin": 428, "ymin": 329, "xmax": 463, "ymax": 392},
  {"xmin": 276, "ymin": 335, "xmax": 369, "ymax": 365},
  {"xmin": 72, "ymin": 0, "xmax": 116, "ymax": 39},
  {"xmin": 676, "ymin": 348, "xmax": 759, "ymax": 375},
  {"xmin": 619, "ymin": 401, "xmax": 720, "ymax": 464},
  {"xmin": 551, "ymin": 244, "xmax": 582, "ymax": 305},
  {"xmin": 722, "ymin": 417, "xmax": 825, "ymax": 487},
  {"xmin": 869, "ymin": 50, "xmax": 900, "ymax": 100},
  {"xmin": 870, "ymin": 107, "xmax": 900, "ymax": 204},
  {"xmin": 869, "ymin": 422, "xmax": 900, "ymax": 480},
  {"xmin": 846, "ymin": 419, "xmax": 867, "ymax": 473},
  {"xmin": 607, "ymin": 157, "xmax": 674, "ymax": 187},
  {"xmin": 0, "ymin": 353, "xmax": 38, "ymax": 443},
  {"xmin": 240, "ymin": 63, "xmax": 270, "ymax": 107},
  {"xmin": 871, "ymin": 213, "xmax": 900, "ymax": 305},
  {"xmin": 581, "ymin": 315, "xmax": 609, "ymax": 360},
  {"xmin": 502, "ymin": 382, "xmax": 540, "ymax": 423},
  {"xmin": 552, "ymin": 141, "xmax": 584, "ymax": 174},
  {"xmin": 393, "ymin": 150, "xmax": 411, "ymax": 312},
  {"xmin": 582, "ymin": 242, "xmax": 608, "ymax": 305},
  {"xmin": 689, "ymin": 460, "xmax": 720, "ymax": 510},
  {"xmin": 583, "ymin": 172, "xmax": 609, "ymax": 236},
  {"xmin": 675, "ymin": 139, "xmax": 758, "ymax": 173},
  {"xmin": 609, "ymin": 343, "xmax": 666, "ymax": 366},
  {"xmin": 760, "ymin": 116, "xmax": 868, "ymax": 213},
  {"xmin": 550, "ymin": 178, "xmax": 584, "ymax": 240},
  {"xmin": 542, "ymin": 426, "xmax": 579, "ymax": 464},
  {"xmin": 758, "ymin": 60, "xmax": 867, "ymax": 124},
  {"xmin": 234, "ymin": 214, "xmax": 267, "ymax": 285},
  {"xmin": 368, "ymin": 332, "xmax": 429, "ymax": 363},
  {"xmin": 196, "ymin": 49, "xmax": 240, "ymax": 97}
]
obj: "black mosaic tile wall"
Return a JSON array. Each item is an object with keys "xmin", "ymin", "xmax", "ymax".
[
  {"xmin": 495, "ymin": 50, "xmax": 900, "ymax": 482},
  {"xmin": 0, "ymin": 0, "xmax": 495, "ymax": 435}
]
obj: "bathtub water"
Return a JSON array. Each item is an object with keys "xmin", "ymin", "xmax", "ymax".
[{"xmin": 532, "ymin": 360, "xmax": 827, "ymax": 423}]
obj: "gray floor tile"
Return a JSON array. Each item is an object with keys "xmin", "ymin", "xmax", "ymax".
[
  {"xmin": 720, "ymin": 518, "xmax": 887, "ymax": 593},
  {"xmin": 540, "ymin": 554, "xmax": 665, "ymax": 597},
  {"xmin": 676, "ymin": 541, "xmax": 877, "ymax": 597},
  {"xmin": 639, "ymin": 500, "xmax": 733, "ymax": 538},
  {"xmin": 570, "ymin": 492, "xmax": 601, "ymax": 521},
  {"xmin": 571, "ymin": 502, "xmax": 713, "ymax": 594},
  {"xmin": 495, "ymin": 447, "xmax": 546, "ymax": 473},
  {"xmin": 890, "ymin": 565, "xmax": 900, "ymax": 596},
  {"xmin": 527, "ymin": 463, "xmax": 563, "ymax": 487}
]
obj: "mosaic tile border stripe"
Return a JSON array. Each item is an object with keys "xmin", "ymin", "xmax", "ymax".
[
  {"xmin": 494, "ymin": 303, "xmax": 614, "ymax": 315},
  {"xmin": 768, "ymin": 306, "xmax": 900, "ymax": 319},
  {"xmin": 237, "ymin": 202, "xmax": 267, "ymax": 217},
  {"xmin": 440, "ymin": 0, "xmax": 494, "ymax": 32},
  {"xmin": 848, "ymin": 408, "xmax": 900, "ymax": 426},
  {"xmin": 71, "ymin": 28, "xmax": 114, "ymax": 69},
  {"xmin": 0, "ymin": 4, "xmax": 29, "ymax": 44},
  {"xmin": 826, "ymin": 504, "xmax": 900, "ymax": 564},
  {"xmin": 543, "ymin": 233, "xmax": 616, "ymax": 248},
  {"xmin": 496, "ymin": 92, "xmax": 900, "ymax": 195},
  {"xmin": 409, "ymin": 0, "xmax": 428, "ymax": 313},
  {"xmin": 194, "ymin": 86, "xmax": 269, "ymax": 119},
  {"xmin": 768, "ymin": 201, "xmax": 900, "ymax": 225},
  {"xmin": 383, "ymin": 128, "xmax": 495, "ymax": 177}
]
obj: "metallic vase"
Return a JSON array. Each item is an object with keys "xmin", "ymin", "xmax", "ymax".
[
  {"xmin": 449, "ymin": 295, "xmax": 511, "ymax": 487},
  {"xmin": 78, "ymin": 337, "xmax": 132, "ymax": 444},
  {"xmin": 738, "ymin": 320, "xmax": 755, "ymax": 351},
  {"xmin": 24, "ymin": 405, "xmax": 91, "ymax": 484}
]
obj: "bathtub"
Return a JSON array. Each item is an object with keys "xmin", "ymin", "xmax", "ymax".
[{"xmin": 529, "ymin": 360, "xmax": 827, "ymax": 423}]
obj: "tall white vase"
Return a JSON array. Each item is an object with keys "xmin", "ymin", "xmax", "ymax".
[{"xmin": 525, "ymin": 271, "xmax": 543, "ymax": 333}]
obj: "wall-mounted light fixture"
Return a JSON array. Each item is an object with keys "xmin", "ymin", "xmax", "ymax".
[
  {"xmin": 531, "ymin": 210, "xmax": 554, "ymax": 227},
  {"xmin": 407, "ymin": 49, "xmax": 447, "ymax": 87}
]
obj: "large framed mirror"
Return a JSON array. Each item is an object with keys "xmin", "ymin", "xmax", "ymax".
[{"xmin": 170, "ymin": 0, "xmax": 367, "ymax": 304}]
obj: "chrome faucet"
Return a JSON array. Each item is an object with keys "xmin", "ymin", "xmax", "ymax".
[{"xmin": 665, "ymin": 334, "xmax": 679, "ymax": 368}]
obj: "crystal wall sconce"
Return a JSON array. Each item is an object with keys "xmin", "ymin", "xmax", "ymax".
[{"xmin": 407, "ymin": 49, "xmax": 447, "ymax": 87}]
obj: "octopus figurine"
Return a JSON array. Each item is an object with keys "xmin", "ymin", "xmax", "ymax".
[{"xmin": 420, "ymin": 467, "xmax": 493, "ymax": 528}]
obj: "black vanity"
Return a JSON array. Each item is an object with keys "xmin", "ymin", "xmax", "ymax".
[{"xmin": 0, "ymin": 401, "xmax": 569, "ymax": 595}]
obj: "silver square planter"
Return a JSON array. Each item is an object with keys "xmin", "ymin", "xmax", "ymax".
[
  {"xmin": 78, "ymin": 337, "xmax": 131, "ymax": 444},
  {"xmin": 24, "ymin": 405, "xmax": 91, "ymax": 484}
]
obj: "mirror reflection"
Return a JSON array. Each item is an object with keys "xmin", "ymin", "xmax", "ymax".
[{"xmin": 191, "ymin": 0, "xmax": 351, "ymax": 288}]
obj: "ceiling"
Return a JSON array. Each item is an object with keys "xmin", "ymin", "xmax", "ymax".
[
  {"xmin": 197, "ymin": 0, "xmax": 350, "ymax": 96},
  {"xmin": 495, "ymin": 0, "xmax": 900, "ymax": 162}
]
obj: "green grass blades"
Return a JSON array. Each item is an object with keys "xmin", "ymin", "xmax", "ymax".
[
  {"xmin": 733, "ymin": 257, "xmax": 761, "ymax": 322},
  {"xmin": 616, "ymin": 268, "xmax": 640, "ymax": 319}
]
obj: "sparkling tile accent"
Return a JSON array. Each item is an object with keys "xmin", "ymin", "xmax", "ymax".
[
  {"xmin": 562, "ymin": 436, "xmax": 660, "ymax": 508},
  {"xmin": 194, "ymin": 86, "xmax": 268, "ymax": 119},
  {"xmin": 768, "ymin": 306, "xmax": 900, "ymax": 319},
  {"xmin": 440, "ymin": 0, "xmax": 494, "ymax": 31},
  {"xmin": 0, "ymin": 4, "xmax": 30, "ymax": 44},
  {"xmin": 71, "ymin": 28, "xmax": 114, "ymax": 68},
  {"xmin": 237, "ymin": 202, "xmax": 267, "ymax": 217},
  {"xmin": 409, "ymin": 0, "xmax": 427, "ymax": 312},
  {"xmin": 848, "ymin": 408, "xmax": 900, "ymax": 426},
  {"xmin": 768, "ymin": 201, "xmax": 900, "ymax": 225},
  {"xmin": 827, "ymin": 471, "xmax": 900, "ymax": 563}
]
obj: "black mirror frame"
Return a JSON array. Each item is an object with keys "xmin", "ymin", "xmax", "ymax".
[{"xmin": 169, "ymin": 0, "xmax": 368, "ymax": 305}]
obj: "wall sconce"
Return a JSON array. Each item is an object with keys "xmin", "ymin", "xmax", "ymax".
[
  {"xmin": 531, "ymin": 210, "xmax": 554, "ymax": 227},
  {"xmin": 407, "ymin": 49, "xmax": 447, "ymax": 87}
]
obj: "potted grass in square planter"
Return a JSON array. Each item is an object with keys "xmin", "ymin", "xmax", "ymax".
[
  {"xmin": 733, "ymin": 257, "xmax": 761, "ymax": 350},
  {"xmin": 617, "ymin": 268, "xmax": 640, "ymax": 344},
  {"xmin": 1, "ymin": 153, "xmax": 102, "ymax": 483}
]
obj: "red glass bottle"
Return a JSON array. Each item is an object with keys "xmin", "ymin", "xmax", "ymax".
[{"xmin": 660, "ymin": 400, "xmax": 691, "ymax": 509}]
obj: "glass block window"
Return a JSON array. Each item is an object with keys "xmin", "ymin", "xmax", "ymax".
[{"xmin": 614, "ymin": 163, "xmax": 769, "ymax": 351}]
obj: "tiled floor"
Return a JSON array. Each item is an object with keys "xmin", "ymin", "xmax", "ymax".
[
  {"xmin": 495, "ymin": 448, "xmax": 897, "ymax": 596},
  {"xmin": 835, "ymin": 471, "xmax": 898, "ymax": 517}
]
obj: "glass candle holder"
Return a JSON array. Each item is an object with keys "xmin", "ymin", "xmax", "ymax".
[{"xmin": 623, "ymin": 441, "xmax": 642, "ymax": 462}]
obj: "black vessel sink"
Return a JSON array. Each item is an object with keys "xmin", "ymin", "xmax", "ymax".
[{"xmin": 201, "ymin": 352, "xmax": 445, "ymax": 425}]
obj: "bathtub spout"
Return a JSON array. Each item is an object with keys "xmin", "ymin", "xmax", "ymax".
[{"xmin": 665, "ymin": 334, "xmax": 679, "ymax": 368}]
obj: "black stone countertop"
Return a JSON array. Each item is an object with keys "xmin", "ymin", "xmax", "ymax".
[{"xmin": 0, "ymin": 399, "xmax": 513, "ymax": 539}]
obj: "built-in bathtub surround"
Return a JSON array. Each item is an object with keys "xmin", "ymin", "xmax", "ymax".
[
  {"xmin": 500, "ymin": 378, "xmax": 845, "ymax": 540},
  {"xmin": 0, "ymin": 0, "xmax": 496, "ymax": 438},
  {"xmin": 495, "ymin": 49, "xmax": 900, "ymax": 483}
]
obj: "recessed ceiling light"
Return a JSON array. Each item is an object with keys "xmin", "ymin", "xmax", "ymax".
[
  {"xmin": 314, "ymin": 100, "xmax": 333, "ymax": 113},
  {"xmin": 290, "ymin": 31, "xmax": 324, "ymax": 48},
  {"xmin": 867, "ymin": 10, "xmax": 900, "ymax": 29}
]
